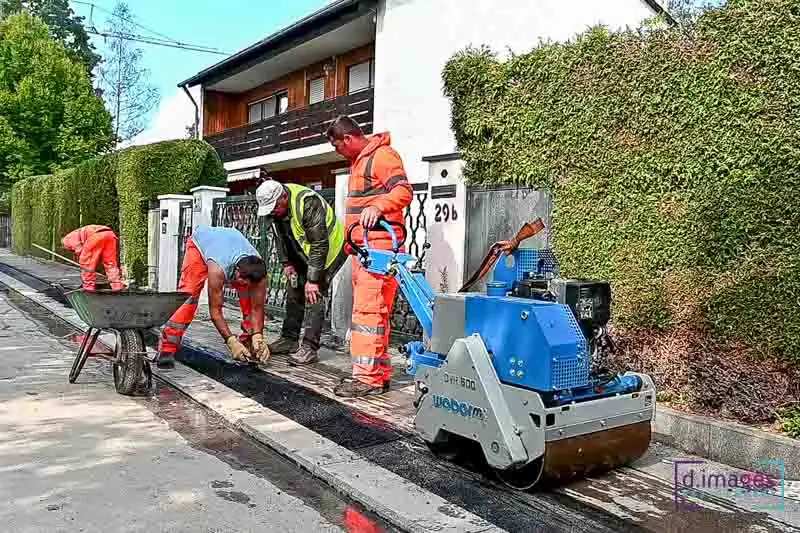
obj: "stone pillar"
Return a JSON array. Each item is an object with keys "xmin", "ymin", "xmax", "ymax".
[
  {"xmin": 190, "ymin": 185, "xmax": 228, "ymax": 229},
  {"xmin": 157, "ymin": 194, "xmax": 193, "ymax": 292},
  {"xmin": 190, "ymin": 186, "xmax": 229, "ymax": 308},
  {"xmin": 330, "ymin": 168, "xmax": 352, "ymax": 344}
]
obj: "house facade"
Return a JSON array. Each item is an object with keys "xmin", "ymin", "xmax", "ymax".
[
  {"xmin": 179, "ymin": 0, "xmax": 667, "ymax": 194},
  {"xmin": 176, "ymin": 0, "xmax": 669, "ymax": 339}
]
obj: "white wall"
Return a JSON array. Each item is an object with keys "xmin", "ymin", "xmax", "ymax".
[{"xmin": 373, "ymin": 0, "xmax": 656, "ymax": 184}]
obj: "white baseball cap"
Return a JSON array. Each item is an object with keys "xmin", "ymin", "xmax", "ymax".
[{"xmin": 256, "ymin": 180, "xmax": 284, "ymax": 216}]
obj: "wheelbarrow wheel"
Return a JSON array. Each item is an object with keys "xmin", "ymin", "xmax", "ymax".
[{"xmin": 113, "ymin": 329, "xmax": 146, "ymax": 395}]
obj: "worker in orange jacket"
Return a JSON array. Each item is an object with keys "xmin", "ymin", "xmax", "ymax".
[
  {"xmin": 61, "ymin": 225, "xmax": 125, "ymax": 292},
  {"xmin": 326, "ymin": 115, "xmax": 413, "ymax": 397}
]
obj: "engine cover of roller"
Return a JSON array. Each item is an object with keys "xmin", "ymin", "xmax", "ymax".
[{"xmin": 410, "ymin": 292, "xmax": 656, "ymax": 487}]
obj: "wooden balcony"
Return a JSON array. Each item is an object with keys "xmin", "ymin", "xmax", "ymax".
[{"xmin": 205, "ymin": 88, "xmax": 374, "ymax": 163}]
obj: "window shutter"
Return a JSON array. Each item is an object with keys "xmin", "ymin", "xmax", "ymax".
[
  {"xmin": 309, "ymin": 77, "xmax": 325, "ymax": 104},
  {"xmin": 348, "ymin": 60, "xmax": 371, "ymax": 94}
]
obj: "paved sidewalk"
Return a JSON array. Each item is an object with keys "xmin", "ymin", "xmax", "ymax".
[
  {"xmin": 3, "ymin": 250, "xmax": 800, "ymax": 533},
  {"xmin": 0, "ymin": 290, "xmax": 344, "ymax": 532}
]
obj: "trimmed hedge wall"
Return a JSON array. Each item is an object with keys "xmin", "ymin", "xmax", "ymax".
[
  {"xmin": 10, "ymin": 139, "xmax": 226, "ymax": 282},
  {"xmin": 116, "ymin": 140, "xmax": 226, "ymax": 281},
  {"xmin": 442, "ymin": 0, "xmax": 800, "ymax": 422}
]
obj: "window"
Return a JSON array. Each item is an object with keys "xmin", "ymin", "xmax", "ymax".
[
  {"xmin": 308, "ymin": 77, "xmax": 325, "ymax": 105},
  {"xmin": 347, "ymin": 59, "xmax": 374, "ymax": 94},
  {"xmin": 247, "ymin": 91, "xmax": 289, "ymax": 124}
]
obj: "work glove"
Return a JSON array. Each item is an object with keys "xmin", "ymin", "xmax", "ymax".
[
  {"xmin": 251, "ymin": 333, "xmax": 271, "ymax": 364},
  {"xmin": 226, "ymin": 335, "xmax": 253, "ymax": 362}
]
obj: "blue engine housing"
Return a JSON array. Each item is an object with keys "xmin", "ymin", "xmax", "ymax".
[{"xmin": 464, "ymin": 295, "xmax": 590, "ymax": 391}]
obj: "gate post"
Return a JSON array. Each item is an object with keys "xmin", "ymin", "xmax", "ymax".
[
  {"xmin": 190, "ymin": 186, "xmax": 228, "ymax": 229},
  {"xmin": 157, "ymin": 194, "xmax": 193, "ymax": 292},
  {"xmin": 190, "ymin": 186, "xmax": 228, "ymax": 308},
  {"xmin": 330, "ymin": 167, "xmax": 352, "ymax": 344}
]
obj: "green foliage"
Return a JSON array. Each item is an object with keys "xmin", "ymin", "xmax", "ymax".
[
  {"xmin": 0, "ymin": 13, "xmax": 113, "ymax": 190},
  {"xmin": 115, "ymin": 139, "xmax": 226, "ymax": 281},
  {"xmin": 51, "ymin": 167, "xmax": 79, "ymax": 255},
  {"xmin": 28, "ymin": 174, "xmax": 55, "ymax": 257},
  {"xmin": 10, "ymin": 175, "xmax": 32, "ymax": 253},
  {"xmin": 442, "ymin": 0, "xmax": 800, "ymax": 364},
  {"xmin": 74, "ymin": 154, "xmax": 119, "ymax": 231},
  {"xmin": 778, "ymin": 407, "xmax": 800, "ymax": 439},
  {"xmin": 11, "ymin": 139, "xmax": 225, "ymax": 283},
  {"xmin": 0, "ymin": 0, "xmax": 101, "ymax": 74}
]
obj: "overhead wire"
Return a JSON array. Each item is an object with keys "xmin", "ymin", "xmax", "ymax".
[{"xmin": 73, "ymin": 0, "xmax": 231, "ymax": 56}]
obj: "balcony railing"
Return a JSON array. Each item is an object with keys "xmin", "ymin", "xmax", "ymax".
[{"xmin": 205, "ymin": 87, "xmax": 374, "ymax": 163}]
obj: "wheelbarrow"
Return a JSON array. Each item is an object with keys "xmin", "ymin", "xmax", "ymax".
[{"xmin": 53, "ymin": 284, "xmax": 190, "ymax": 395}]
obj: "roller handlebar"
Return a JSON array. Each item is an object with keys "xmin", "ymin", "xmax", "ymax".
[{"xmin": 346, "ymin": 218, "xmax": 407, "ymax": 259}]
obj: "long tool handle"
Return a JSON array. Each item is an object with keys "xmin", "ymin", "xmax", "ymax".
[
  {"xmin": 458, "ymin": 218, "xmax": 546, "ymax": 293},
  {"xmin": 31, "ymin": 243, "xmax": 110, "ymax": 280}
]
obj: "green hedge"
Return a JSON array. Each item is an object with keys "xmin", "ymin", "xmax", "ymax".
[
  {"xmin": 52, "ymin": 168, "xmax": 81, "ymax": 256},
  {"xmin": 10, "ymin": 177, "xmax": 34, "ymax": 254},
  {"xmin": 115, "ymin": 139, "xmax": 226, "ymax": 281},
  {"xmin": 10, "ymin": 139, "xmax": 226, "ymax": 282},
  {"xmin": 442, "ymin": 0, "xmax": 800, "ymax": 368},
  {"xmin": 74, "ymin": 155, "xmax": 119, "ymax": 232},
  {"xmin": 29, "ymin": 175, "xmax": 57, "ymax": 258}
]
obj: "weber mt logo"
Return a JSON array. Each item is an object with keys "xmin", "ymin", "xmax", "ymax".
[{"xmin": 432, "ymin": 394, "xmax": 485, "ymax": 421}]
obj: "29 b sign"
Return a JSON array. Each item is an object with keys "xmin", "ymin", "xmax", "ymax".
[{"xmin": 434, "ymin": 202, "xmax": 458, "ymax": 223}]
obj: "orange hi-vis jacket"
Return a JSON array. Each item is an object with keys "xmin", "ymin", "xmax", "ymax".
[
  {"xmin": 344, "ymin": 132, "xmax": 413, "ymax": 250},
  {"xmin": 62, "ymin": 224, "xmax": 113, "ymax": 255}
]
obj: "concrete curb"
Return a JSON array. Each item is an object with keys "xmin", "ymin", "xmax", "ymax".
[
  {"xmin": 0, "ymin": 269, "xmax": 506, "ymax": 533},
  {"xmin": 653, "ymin": 405, "xmax": 799, "ymax": 479}
]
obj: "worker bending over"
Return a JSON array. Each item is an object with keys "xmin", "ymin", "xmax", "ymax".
[
  {"xmin": 326, "ymin": 115, "xmax": 414, "ymax": 398},
  {"xmin": 156, "ymin": 225, "xmax": 269, "ymax": 369},
  {"xmin": 61, "ymin": 224, "xmax": 125, "ymax": 292},
  {"xmin": 255, "ymin": 180, "xmax": 346, "ymax": 365}
]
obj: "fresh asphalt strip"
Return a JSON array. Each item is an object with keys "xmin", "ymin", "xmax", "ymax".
[{"xmin": 0, "ymin": 261, "xmax": 646, "ymax": 533}]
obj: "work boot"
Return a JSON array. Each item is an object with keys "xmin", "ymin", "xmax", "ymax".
[
  {"xmin": 268, "ymin": 337, "xmax": 299, "ymax": 356},
  {"xmin": 289, "ymin": 345, "xmax": 319, "ymax": 366},
  {"xmin": 333, "ymin": 377, "xmax": 390, "ymax": 398},
  {"xmin": 156, "ymin": 352, "xmax": 175, "ymax": 370}
]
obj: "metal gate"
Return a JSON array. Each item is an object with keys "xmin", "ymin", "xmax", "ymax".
[
  {"xmin": 176, "ymin": 200, "xmax": 193, "ymax": 279},
  {"xmin": 211, "ymin": 194, "xmax": 288, "ymax": 314},
  {"xmin": 210, "ymin": 187, "xmax": 428, "ymax": 342},
  {"xmin": 0, "ymin": 214, "xmax": 10, "ymax": 248}
]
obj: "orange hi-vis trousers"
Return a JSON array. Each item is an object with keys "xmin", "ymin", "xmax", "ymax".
[
  {"xmin": 80, "ymin": 230, "xmax": 123, "ymax": 291},
  {"xmin": 158, "ymin": 238, "xmax": 255, "ymax": 356},
  {"xmin": 350, "ymin": 256, "xmax": 399, "ymax": 387}
]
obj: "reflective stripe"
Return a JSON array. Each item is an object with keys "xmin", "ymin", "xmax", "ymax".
[
  {"xmin": 186, "ymin": 297, "xmax": 200, "ymax": 304},
  {"xmin": 351, "ymin": 355, "xmax": 392, "ymax": 367},
  {"xmin": 346, "ymin": 206, "xmax": 364, "ymax": 214},
  {"xmin": 162, "ymin": 333, "xmax": 183, "ymax": 345},
  {"xmin": 236, "ymin": 291, "xmax": 253, "ymax": 299},
  {"xmin": 352, "ymin": 324, "xmax": 386, "ymax": 336},
  {"xmin": 385, "ymin": 175, "xmax": 409, "ymax": 189},
  {"xmin": 165, "ymin": 320, "xmax": 189, "ymax": 331},
  {"xmin": 347, "ymin": 186, "xmax": 389, "ymax": 198},
  {"xmin": 361, "ymin": 154, "xmax": 375, "ymax": 193}
]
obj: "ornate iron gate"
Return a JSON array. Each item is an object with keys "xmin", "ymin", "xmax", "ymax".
[
  {"xmin": 209, "ymin": 186, "xmax": 428, "ymax": 342},
  {"xmin": 389, "ymin": 183, "xmax": 428, "ymax": 342},
  {"xmin": 211, "ymin": 194, "xmax": 290, "ymax": 315}
]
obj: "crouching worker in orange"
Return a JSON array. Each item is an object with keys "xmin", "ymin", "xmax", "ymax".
[
  {"xmin": 61, "ymin": 225, "xmax": 125, "ymax": 292},
  {"xmin": 156, "ymin": 225, "xmax": 269, "ymax": 369}
]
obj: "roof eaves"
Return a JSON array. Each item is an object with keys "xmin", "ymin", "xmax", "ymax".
[{"xmin": 178, "ymin": 0, "xmax": 371, "ymax": 88}]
